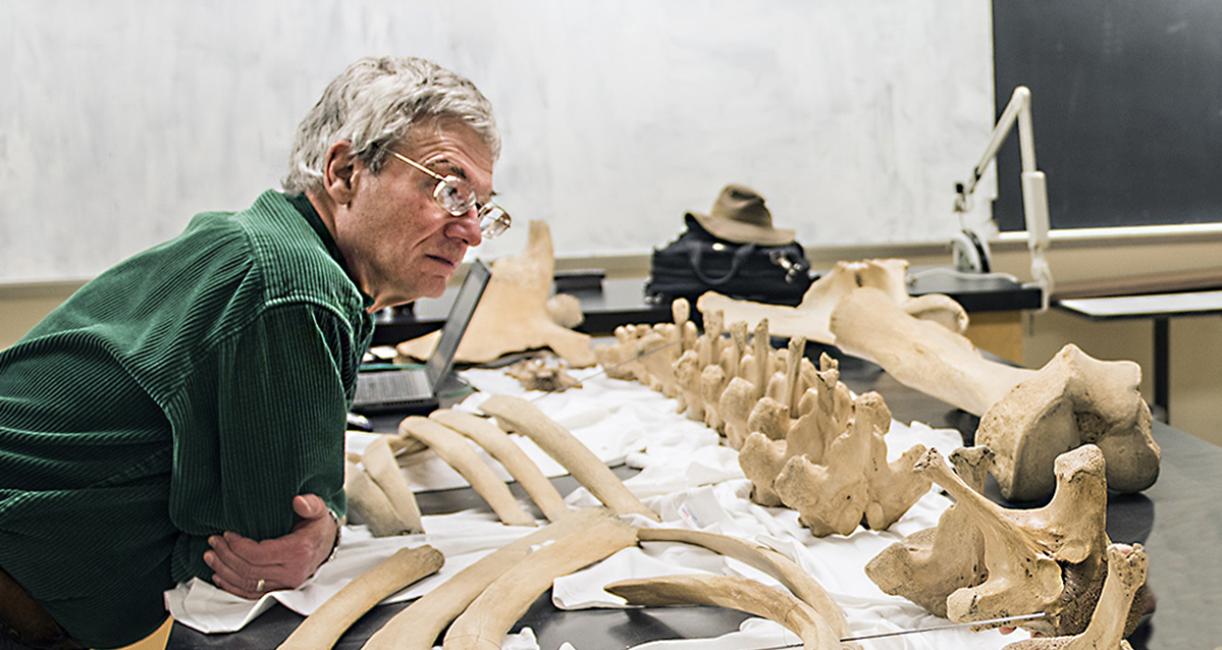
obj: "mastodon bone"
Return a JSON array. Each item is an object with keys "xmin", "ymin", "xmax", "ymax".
[
  {"xmin": 344, "ymin": 436, "xmax": 424, "ymax": 536},
  {"xmin": 278, "ymin": 545, "xmax": 442, "ymax": 650},
  {"xmin": 363, "ymin": 509, "xmax": 608, "ymax": 650},
  {"xmin": 1003, "ymin": 544, "xmax": 1149, "ymax": 650},
  {"xmin": 977, "ymin": 344, "xmax": 1159, "ymax": 501},
  {"xmin": 604, "ymin": 574, "xmax": 843, "ymax": 650},
  {"xmin": 397, "ymin": 220, "xmax": 595, "ymax": 367},
  {"xmin": 479, "ymin": 395, "xmax": 659, "ymax": 520},
  {"xmin": 443, "ymin": 510, "xmax": 638, "ymax": 649},
  {"xmin": 697, "ymin": 258, "xmax": 968, "ymax": 346},
  {"xmin": 399, "ymin": 416, "xmax": 536, "ymax": 527},
  {"xmin": 428, "ymin": 409, "xmax": 570, "ymax": 522},
  {"xmin": 830, "ymin": 286, "xmax": 1159, "ymax": 502},
  {"xmin": 868, "ymin": 445, "xmax": 1152, "ymax": 637},
  {"xmin": 636, "ymin": 527, "xmax": 847, "ymax": 637}
]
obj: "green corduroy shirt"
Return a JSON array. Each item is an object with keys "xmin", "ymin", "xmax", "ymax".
[{"xmin": 0, "ymin": 190, "xmax": 374, "ymax": 647}]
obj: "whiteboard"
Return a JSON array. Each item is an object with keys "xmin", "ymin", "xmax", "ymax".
[{"xmin": 0, "ymin": 0, "xmax": 995, "ymax": 284}]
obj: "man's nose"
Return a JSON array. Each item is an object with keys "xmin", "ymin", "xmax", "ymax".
[{"xmin": 445, "ymin": 209, "xmax": 482, "ymax": 247}]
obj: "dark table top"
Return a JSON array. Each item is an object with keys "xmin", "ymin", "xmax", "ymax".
[
  {"xmin": 372, "ymin": 271, "xmax": 1043, "ymax": 345},
  {"xmin": 168, "ymin": 348, "xmax": 1218, "ymax": 650}
]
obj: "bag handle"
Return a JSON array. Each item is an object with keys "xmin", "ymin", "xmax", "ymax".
[{"xmin": 688, "ymin": 242, "xmax": 756, "ymax": 286}]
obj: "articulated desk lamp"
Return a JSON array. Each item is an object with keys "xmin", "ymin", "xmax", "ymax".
[{"xmin": 952, "ymin": 86, "xmax": 1054, "ymax": 311}]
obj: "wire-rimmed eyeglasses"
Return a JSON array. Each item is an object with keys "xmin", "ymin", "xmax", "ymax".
[{"xmin": 388, "ymin": 151, "xmax": 511, "ymax": 238}]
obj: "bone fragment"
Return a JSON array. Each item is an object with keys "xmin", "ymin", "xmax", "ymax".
[
  {"xmin": 363, "ymin": 509, "xmax": 608, "ymax": 650},
  {"xmin": 397, "ymin": 221, "xmax": 595, "ymax": 367},
  {"xmin": 399, "ymin": 416, "xmax": 535, "ymax": 527},
  {"xmin": 696, "ymin": 258, "xmax": 968, "ymax": 346},
  {"xmin": 429, "ymin": 409, "xmax": 569, "ymax": 522},
  {"xmin": 1003, "ymin": 544, "xmax": 1149, "ymax": 650},
  {"xmin": 443, "ymin": 511, "xmax": 638, "ymax": 649},
  {"xmin": 345, "ymin": 436, "xmax": 424, "ymax": 536},
  {"xmin": 831, "ymin": 287, "xmax": 1159, "ymax": 501},
  {"xmin": 605, "ymin": 574, "xmax": 842, "ymax": 650},
  {"xmin": 636, "ymin": 528, "xmax": 846, "ymax": 636},
  {"xmin": 278, "ymin": 545, "xmax": 443, "ymax": 650},
  {"xmin": 479, "ymin": 395, "xmax": 659, "ymax": 520},
  {"xmin": 504, "ymin": 356, "xmax": 582, "ymax": 393}
]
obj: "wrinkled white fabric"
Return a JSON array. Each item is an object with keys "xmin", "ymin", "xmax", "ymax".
[{"xmin": 167, "ymin": 366, "xmax": 1029, "ymax": 648}]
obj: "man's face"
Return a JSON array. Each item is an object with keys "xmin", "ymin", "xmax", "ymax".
[{"xmin": 335, "ymin": 122, "xmax": 493, "ymax": 308}]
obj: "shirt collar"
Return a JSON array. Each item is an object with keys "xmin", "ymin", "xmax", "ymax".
[{"xmin": 286, "ymin": 192, "xmax": 374, "ymax": 309}]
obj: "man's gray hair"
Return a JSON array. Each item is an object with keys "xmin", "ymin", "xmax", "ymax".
[{"xmin": 283, "ymin": 56, "xmax": 499, "ymax": 194}]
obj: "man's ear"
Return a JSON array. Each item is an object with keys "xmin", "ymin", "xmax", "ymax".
[{"xmin": 322, "ymin": 141, "xmax": 359, "ymax": 206}]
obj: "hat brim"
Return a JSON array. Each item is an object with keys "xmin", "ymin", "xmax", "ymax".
[{"xmin": 691, "ymin": 211, "xmax": 795, "ymax": 246}]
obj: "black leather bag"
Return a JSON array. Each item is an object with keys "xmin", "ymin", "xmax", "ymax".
[{"xmin": 646, "ymin": 215, "xmax": 813, "ymax": 305}]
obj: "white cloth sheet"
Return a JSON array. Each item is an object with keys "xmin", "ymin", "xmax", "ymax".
[{"xmin": 167, "ymin": 365, "xmax": 1030, "ymax": 648}]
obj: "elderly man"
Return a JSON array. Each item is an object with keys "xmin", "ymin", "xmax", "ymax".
[{"xmin": 0, "ymin": 56, "xmax": 507, "ymax": 648}]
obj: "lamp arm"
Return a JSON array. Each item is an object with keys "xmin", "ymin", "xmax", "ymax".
[{"xmin": 954, "ymin": 85, "xmax": 1053, "ymax": 310}]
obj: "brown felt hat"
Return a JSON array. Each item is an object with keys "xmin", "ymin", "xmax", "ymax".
[{"xmin": 689, "ymin": 184, "xmax": 795, "ymax": 246}]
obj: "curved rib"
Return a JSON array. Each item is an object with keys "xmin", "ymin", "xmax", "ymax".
[
  {"xmin": 360, "ymin": 436, "xmax": 425, "ymax": 534},
  {"xmin": 636, "ymin": 528, "xmax": 846, "ymax": 637},
  {"xmin": 398, "ymin": 416, "xmax": 535, "ymax": 527},
  {"xmin": 363, "ymin": 509, "xmax": 609, "ymax": 650},
  {"xmin": 429, "ymin": 409, "xmax": 569, "ymax": 522},
  {"xmin": 605, "ymin": 574, "xmax": 841, "ymax": 650},
  {"xmin": 278, "ymin": 545, "xmax": 443, "ymax": 650},
  {"xmin": 443, "ymin": 512, "xmax": 638, "ymax": 649},
  {"xmin": 479, "ymin": 395, "xmax": 658, "ymax": 521}
]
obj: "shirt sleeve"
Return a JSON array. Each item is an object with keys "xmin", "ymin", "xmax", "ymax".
[{"xmin": 170, "ymin": 302, "xmax": 360, "ymax": 583}]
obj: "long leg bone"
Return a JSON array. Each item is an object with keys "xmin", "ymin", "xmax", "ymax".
[
  {"xmin": 697, "ymin": 258, "xmax": 968, "ymax": 345},
  {"xmin": 428, "ymin": 409, "xmax": 570, "ymax": 522},
  {"xmin": 831, "ymin": 287, "xmax": 1159, "ymax": 501},
  {"xmin": 278, "ymin": 545, "xmax": 443, "ymax": 650},
  {"xmin": 363, "ymin": 509, "xmax": 608, "ymax": 650},
  {"xmin": 636, "ymin": 528, "xmax": 847, "ymax": 637},
  {"xmin": 604, "ymin": 574, "xmax": 842, "ymax": 650},
  {"xmin": 399, "ymin": 417, "xmax": 536, "ymax": 527},
  {"xmin": 479, "ymin": 395, "xmax": 659, "ymax": 520},
  {"xmin": 443, "ymin": 511, "xmax": 638, "ymax": 649}
]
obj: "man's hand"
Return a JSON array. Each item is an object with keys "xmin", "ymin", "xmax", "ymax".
[{"xmin": 203, "ymin": 494, "xmax": 338, "ymax": 599}]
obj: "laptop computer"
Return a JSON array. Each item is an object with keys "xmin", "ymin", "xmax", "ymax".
[{"xmin": 351, "ymin": 259, "xmax": 491, "ymax": 414}]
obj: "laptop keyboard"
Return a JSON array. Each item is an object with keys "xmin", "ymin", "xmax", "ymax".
[{"xmin": 354, "ymin": 370, "xmax": 431, "ymax": 405}]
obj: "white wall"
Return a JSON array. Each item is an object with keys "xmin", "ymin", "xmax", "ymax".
[{"xmin": 0, "ymin": 0, "xmax": 994, "ymax": 284}]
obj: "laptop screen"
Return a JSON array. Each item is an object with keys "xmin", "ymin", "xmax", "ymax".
[{"xmin": 425, "ymin": 259, "xmax": 492, "ymax": 386}]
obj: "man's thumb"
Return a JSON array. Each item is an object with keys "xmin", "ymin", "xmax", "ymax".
[{"xmin": 293, "ymin": 493, "xmax": 327, "ymax": 519}]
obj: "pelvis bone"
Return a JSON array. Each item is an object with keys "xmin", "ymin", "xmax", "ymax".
[
  {"xmin": 397, "ymin": 221, "xmax": 596, "ymax": 367},
  {"xmin": 830, "ymin": 286, "xmax": 1159, "ymax": 502},
  {"xmin": 866, "ymin": 445, "xmax": 1153, "ymax": 638}
]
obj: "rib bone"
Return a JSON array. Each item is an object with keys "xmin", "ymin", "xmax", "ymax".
[
  {"xmin": 399, "ymin": 416, "xmax": 535, "ymax": 527},
  {"xmin": 429, "ymin": 409, "xmax": 569, "ymax": 522},
  {"xmin": 443, "ymin": 511, "xmax": 638, "ymax": 649},
  {"xmin": 363, "ymin": 509, "xmax": 608, "ymax": 650},
  {"xmin": 345, "ymin": 436, "xmax": 423, "ymax": 536},
  {"xmin": 605, "ymin": 574, "xmax": 842, "ymax": 650},
  {"xmin": 278, "ymin": 545, "xmax": 442, "ymax": 650},
  {"xmin": 637, "ymin": 527, "xmax": 846, "ymax": 637},
  {"xmin": 479, "ymin": 395, "xmax": 659, "ymax": 520}
]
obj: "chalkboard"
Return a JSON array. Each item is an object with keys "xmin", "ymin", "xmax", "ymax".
[
  {"xmin": 0, "ymin": 1, "xmax": 995, "ymax": 284},
  {"xmin": 992, "ymin": 0, "xmax": 1222, "ymax": 231}
]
